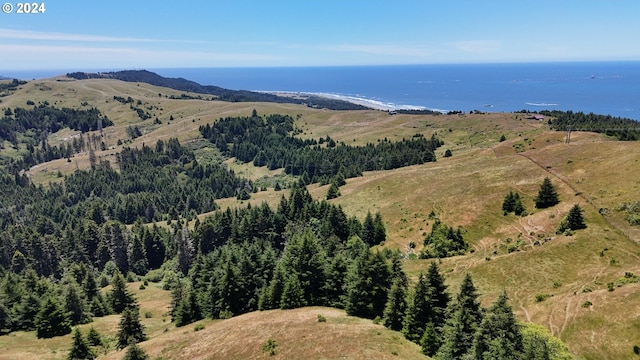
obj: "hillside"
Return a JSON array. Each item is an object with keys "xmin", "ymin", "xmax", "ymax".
[
  {"xmin": 66, "ymin": 70, "xmax": 371, "ymax": 110},
  {"xmin": 0, "ymin": 75, "xmax": 639, "ymax": 359}
]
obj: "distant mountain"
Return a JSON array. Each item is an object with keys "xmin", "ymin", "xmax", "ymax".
[{"xmin": 66, "ymin": 70, "xmax": 371, "ymax": 111}]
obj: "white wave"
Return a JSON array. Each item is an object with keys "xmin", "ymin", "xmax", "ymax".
[
  {"xmin": 526, "ymin": 102, "xmax": 559, "ymax": 107},
  {"xmin": 259, "ymin": 90, "xmax": 448, "ymax": 113}
]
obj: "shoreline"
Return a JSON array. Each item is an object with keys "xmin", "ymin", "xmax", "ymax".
[{"xmin": 268, "ymin": 91, "xmax": 441, "ymax": 112}]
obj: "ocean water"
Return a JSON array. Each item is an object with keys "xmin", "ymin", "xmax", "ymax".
[{"xmin": 153, "ymin": 62, "xmax": 640, "ymax": 120}]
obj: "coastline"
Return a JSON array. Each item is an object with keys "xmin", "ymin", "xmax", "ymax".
[{"xmin": 269, "ymin": 91, "xmax": 433, "ymax": 112}]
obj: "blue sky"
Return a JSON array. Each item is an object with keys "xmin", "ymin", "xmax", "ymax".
[{"xmin": 1, "ymin": 0, "xmax": 639, "ymax": 70}]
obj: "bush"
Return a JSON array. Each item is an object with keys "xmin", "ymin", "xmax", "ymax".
[
  {"xmin": 262, "ymin": 338, "xmax": 278, "ymax": 356},
  {"xmin": 317, "ymin": 314, "xmax": 326, "ymax": 323},
  {"xmin": 535, "ymin": 293, "xmax": 551, "ymax": 302},
  {"xmin": 194, "ymin": 323, "xmax": 205, "ymax": 332},
  {"xmin": 582, "ymin": 300, "xmax": 593, "ymax": 308}
]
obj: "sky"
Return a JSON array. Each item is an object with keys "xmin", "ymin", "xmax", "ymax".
[{"xmin": 1, "ymin": 0, "xmax": 640, "ymax": 71}]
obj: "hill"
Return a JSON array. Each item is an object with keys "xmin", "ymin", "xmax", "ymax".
[
  {"xmin": 103, "ymin": 306, "xmax": 428, "ymax": 360},
  {"xmin": 0, "ymin": 76, "xmax": 639, "ymax": 359},
  {"xmin": 66, "ymin": 70, "xmax": 371, "ymax": 110}
]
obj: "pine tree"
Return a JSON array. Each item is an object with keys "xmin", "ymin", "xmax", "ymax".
[
  {"xmin": 373, "ymin": 212, "xmax": 386, "ymax": 245},
  {"xmin": 438, "ymin": 273, "xmax": 483, "ymax": 360},
  {"xmin": 362, "ymin": 211, "xmax": 376, "ymax": 246},
  {"xmin": 14, "ymin": 293, "xmax": 41, "ymax": 330},
  {"xmin": 280, "ymin": 274, "xmax": 306, "ymax": 309},
  {"xmin": 420, "ymin": 322, "xmax": 440, "ymax": 357},
  {"xmin": 86, "ymin": 327, "xmax": 102, "ymax": 346},
  {"xmin": 382, "ymin": 276, "xmax": 409, "ymax": 331},
  {"xmin": 472, "ymin": 290, "xmax": 523, "ymax": 360},
  {"xmin": 107, "ymin": 271, "xmax": 136, "ymax": 314},
  {"xmin": 63, "ymin": 283, "xmax": 91, "ymax": 325},
  {"xmin": 425, "ymin": 261, "xmax": 450, "ymax": 328},
  {"xmin": 402, "ymin": 262, "xmax": 449, "ymax": 344},
  {"xmin": 280, "ymin": 230, "xmax": 326, "ymax": 306},
  {"xmin": 35, "ymin": 297, "xmax": 72, "ymax": 338},
  {"xmin": 558, "ymin": 204, "xmax": 587, "ymax": 233},
  {"xmin": 128, "ymin": 234, "xmax": 148, "ymax": 276},
  {"xmin": 402, "ymin": 272, "xmax": 431, "ymax": 343},
  {"xmin": 535, "ymin": 177, "xmax": 560, "ymax": 209},
  {"xmin": 67, "ymin": 328, "xmax": 95, "ymax": 360},
  {"xmin": 122, "ymin": 342, "xmax": 149, "ymax": 360},
  {"xmin": 117, "ymin": 306, "xmax": 146, "ymax": 349},
  {"xmin": 326, "ymin": 182, "xmax": 341, "ymax": 200},
  {"xmin": 345, "ymin": 249, "xmax": 391, "ymax": 319}
]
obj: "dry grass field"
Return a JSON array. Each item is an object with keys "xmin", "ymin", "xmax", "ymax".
[{"xmin": 2, "ymin": 75, "xmax": 640, "ymax": 359}]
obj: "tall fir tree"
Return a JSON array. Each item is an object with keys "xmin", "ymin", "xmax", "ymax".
[
  {"xmin": 63, "ymin": 282, "xmax": 92, "ymax": 325},
  {"xmin": 35, "ymin": 297, "xmax": 72, "ymax": 338},
  {"xmin": 117, "ymin": 306, "xmax": 146, "ymax": 349},
  {"xmin": 280, "ymin": 274, "xmax": 306, "ymax": 309},
  {"xmin": 402, "ymin": 262, "xmax": 449, "ymax": 344},
  {"xmin": 382, "ymin": 276, "xmax": 409, "ymax": 331},
  {"xmin": 472, "ymin": 290, "xmax": 523, "ymax": 360},
  {"xmin": 438, "ymin": 272, "xmax": 483, "ymax": 360},
  {"xmin": 345, "ymin": 249, "xmax": 391, "ymax": 319},
  {"xmin": 67, "ymin": 328, "xmax": 95, "ymax": 360},
  {"xmin": 108, "ymin": 271, "xmax": 136, "ymax": 314},
  {"xmin": 534, "ymin": 177, "xmax": 560, "ymax": 209}
]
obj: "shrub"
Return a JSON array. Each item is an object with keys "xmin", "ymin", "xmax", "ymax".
[
  {"xmin": 194, "ymin": 323, "xmax": 205, "ymax": 332},
  {"xmin": 262, "ymin": 338, "xmax": 278, "ymax": 356},
  {"xmin": 317, "ymin": 314, "xmax": 326, "ymax": 323}
]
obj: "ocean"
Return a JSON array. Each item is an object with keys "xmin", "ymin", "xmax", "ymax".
[
  {"xmin": 151, "ymin": 62, "xmax": 640, "ymax": 120},
  {"xmin": 4, "ymin": 61, "xmax": 639, "ymax": 120}
]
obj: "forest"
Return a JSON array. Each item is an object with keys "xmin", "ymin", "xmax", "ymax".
[
  {"xmin": 199, "ymin": 112, "xmax": 443, "ymax": 184},
  {"xmin": 543, "ymin": 110, "xmax": 640, "ymax": 140}
]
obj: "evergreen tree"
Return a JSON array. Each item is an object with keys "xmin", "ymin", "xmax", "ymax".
[
  {"xmin": 107, "ymin": 271, "xmax": 136, "ymax": 314},
  {"xmin": 173, "ymin": 285, "xmax": 202, "ymax": 327},
  {"xmin": 67, "ymin": 328, "xmax": 95, "ymax": 360},
  {"xmin": 420, "ymin": 322, "xmax": 440, "ymax": 357},
  {"xmin": 472, "ymin": 290, "xmax": 523, "ymax": 360},
  {"xmin": 345, "ymin": 249, "xmax": 391, "ymax": 319},
  {"xmin": 63, "ymin": 282, "xmax": 92, "ymax": 325},
  {"xmin": 438, "ymin": 272, "xmax": 483, "ymax": 360},
  {"xmin": 382, "ymin": 276, "xmax": 408, "ymax": 331},
  {"xmin": 402, "ymin": 263, "xmax": 449, "ymax": 344},
  {"xmin": 122, "ymin": 342, "xmax": 149, "ymax": 360},
  {"xmin": 35, "ymin": 297, "xmax": 72, "ymax": 338},
  {"xmin": 128, "ymin": 234, "xmax": 148, "ymax": 276},
  {"xmin": 535, "ymin": 177, "xmax": 560, "ymax": 209},
  {"xmin": 14, "ymin": 293, "xmax": 41, "ymax": 330},
  {"xmin": 502, "ymin": 191, "xmax": 525, "ymax": 215},
  {"xmin": 425, "ymin": 261, "xmax": 450, "ymax": 328},
  {"xmin": 280, "ymin": 230, "xmax": 326, "ymax": 305},
  {"xmin": 361, "ymin": 211, "xmax": 376, "ymax": 246},
  {"xmin": 86, "ymin": 327, "xmax": 102, "ymax": 347},
  {"xmin": 373, "ymin": 212, "xmax": 386, "ymax": 245},
  {"xmin": 0, "ymin": 301, "xmax": 13, "ymax": 335},
  {"xmin": 326, "ymin": 182, "xmax": 341, "ymax": 200},
  {"xmin": 280, "ymin": 274, "xmax": 306, "ymax": 309},
  {"xmin": 117, "ymin": 306, "xmax": 146, "ymax": 349},
  {"xmin": 557, "ymin": 204, "xmax": 587, "ymax": 234}
]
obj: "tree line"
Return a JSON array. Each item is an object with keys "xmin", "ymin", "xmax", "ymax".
[
  {"xmin": 199, "ymin": 112, "xmax": 443, "ymax": 185},
  {"xmin": 543, "ymin": 110, "xmax": 640, "ymax": 141}
]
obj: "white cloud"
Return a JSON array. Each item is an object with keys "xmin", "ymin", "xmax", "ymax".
[{"xmin": 0, "ymin": 44, "xmax": 282, "ymax": 69}]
